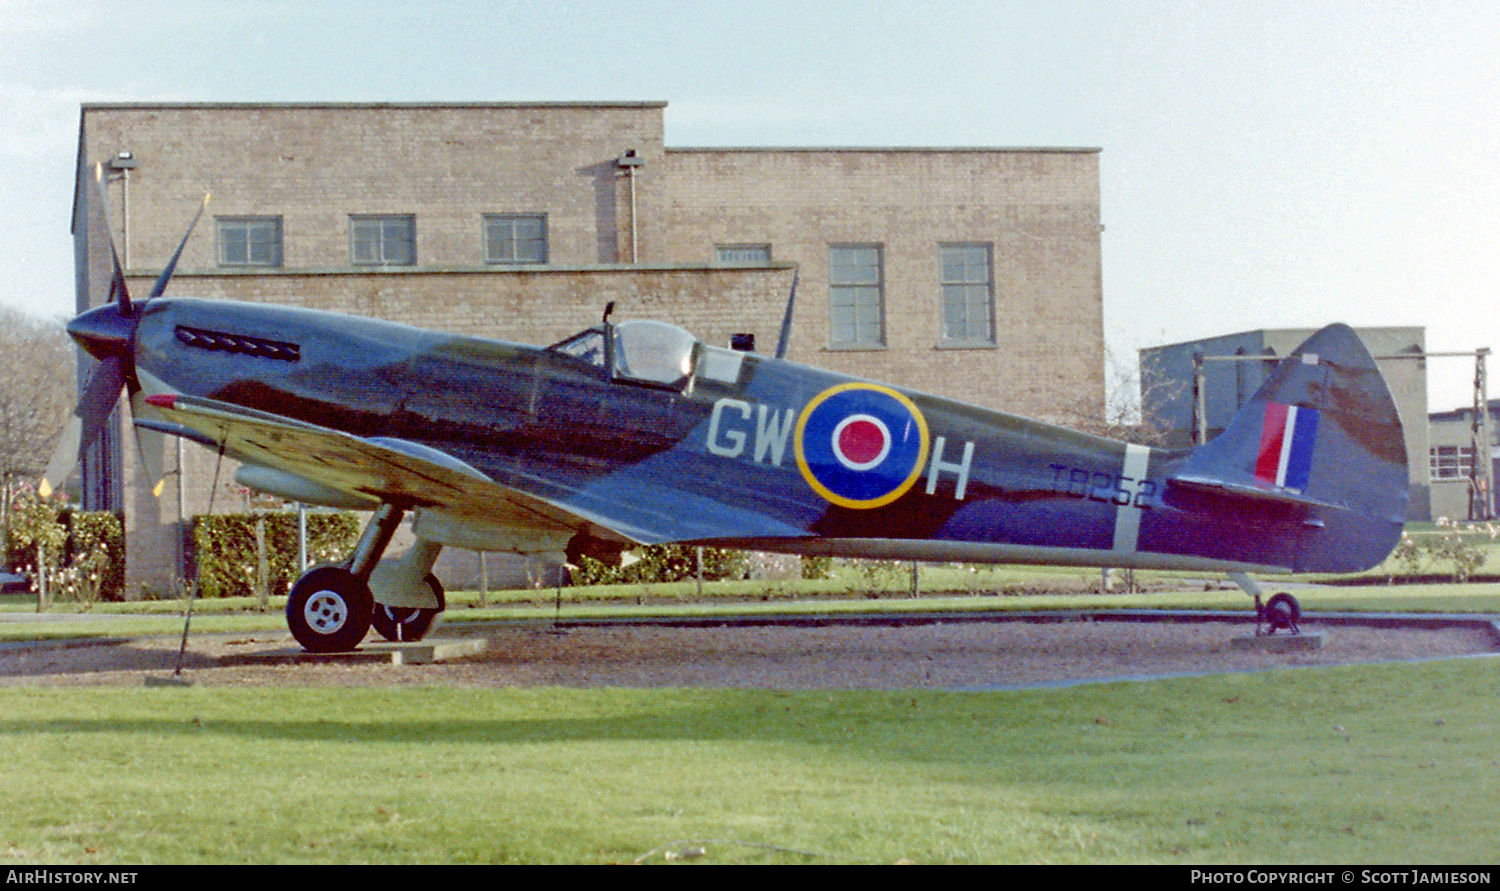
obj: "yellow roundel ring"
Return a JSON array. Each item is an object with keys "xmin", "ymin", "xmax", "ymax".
[{"xmin": 793, "ymin": 382, "xmax": 931, "ymax": 509}]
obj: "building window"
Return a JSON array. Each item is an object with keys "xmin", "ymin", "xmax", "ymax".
[
  {"xmin": 828, "ymin": 244, "xmax": 884, "ymax": 348},
  {"xmin": 1431, "ymin": 446, "xmax": 1476, "ymax": 480},
  {"xmin": 217, "ymin": 216, "xmax": 283, "ymax": 267},
  {"xmin": 715, "ymin": 244, "xmax": 771, "ymax": 265},
  {"xmin": 940, "ymin": 243, "xmax": 994, "ymax": 345},
  {"xmin": 350, "ymin": 215, "xmax": 415, "ymax": 266},
  {"xmin": 484, "ymin": 214, "xmax": 547, "ymax": 264}
]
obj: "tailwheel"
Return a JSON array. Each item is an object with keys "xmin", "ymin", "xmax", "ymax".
[
  {"xmin": 287, "ymin": 565, "xmax": 373, "ymax": 653},
  {"xmin": 371, "ymin": 574, "xmax": 446, "ymax": 643},
  {"xmin": 1257, "ymin": 592, "xmax": 1302, "ymax": 636}
]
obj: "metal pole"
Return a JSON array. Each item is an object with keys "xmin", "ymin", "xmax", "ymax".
[
  {"xmin": 1483, "ymin": 350, "xmax": 1494, "ymax": 519},
  {"xmin": 120, "ymin": 168, "xmax": 130, "ymax": 269},
  {"xmin": 628, "ymin": 166, "xmax": 638, "ymax": 263},
  {"xmin": 36, "ymin": 541, "xmax": 46, "ymax": 613},
  {"xmin": 297, "ymin": 502, "xmax": 307, "ymax": 572},
  {"xmin": 1473, "ymin": 350, "xmax": 1494, "ymax": 520},
  {"xmin": 255, "ymin": 514, "xmax": 268, "ymax": 610},
  {"xmin": 1192, "ymin": 352, "xmax": 1207, "ymax": 445}
]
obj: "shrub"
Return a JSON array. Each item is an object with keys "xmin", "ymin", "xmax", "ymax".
[
  {"xmin": 841, "ymin": 559, "xmax": 907, "ymax": 595},
  {"xmin": 1393, "ymin": 520, "xmax": 1494, "ymax": 584},
  {"xmin": 800, "ymin": 555, "xmax": 833, "ymax": 580},
  {"xmin": 7, "ymin": 489, "xmax": 125, "ymax": 602},
  {"xmin": 58, "ymin": 511, "xmax": 125, "ymax": 603},
  {"xmin": 1427, "ymin": 520, "xmax": 1489, "ymax": 583},
  {"xmin": 5, "ymin": 489, "xmax": 124, "ymax": 600}
]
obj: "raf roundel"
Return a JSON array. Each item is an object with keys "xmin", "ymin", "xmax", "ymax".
[{"xmin": 794, "ymin": 383, "xmax": 931, "ymax": 509}]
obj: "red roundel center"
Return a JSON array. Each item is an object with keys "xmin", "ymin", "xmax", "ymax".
[{"xmin": 837, "ymin": 418, "xmax": 887, "ymax": 466}]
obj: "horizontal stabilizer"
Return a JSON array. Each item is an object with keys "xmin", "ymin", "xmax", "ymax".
[{"xmin": 1166, "ymin": 473, "xmax": 1346, "ymax": 512}]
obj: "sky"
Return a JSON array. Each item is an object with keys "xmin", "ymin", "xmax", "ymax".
[{"xmin": 1, "ymin": 0, "xmax": 1496, "ymax": 410}]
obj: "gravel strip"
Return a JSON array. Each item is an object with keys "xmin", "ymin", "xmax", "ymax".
[{"xmin": 0, "ymin": 618, "xmax": 1493, "ymax": 689}]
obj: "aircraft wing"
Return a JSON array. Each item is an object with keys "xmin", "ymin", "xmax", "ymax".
[{"xmin": 139, "ymin": 393, "xmax": 599, "ymax": 544}]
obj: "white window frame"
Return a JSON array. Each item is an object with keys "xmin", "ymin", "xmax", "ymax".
[
  {"xmin": 350, "ymin": 215, "xmax": 416, "ymax": 266},
  {"xmin": 484, "ymin": 214, "xmax": 547, "ymax": 264},
  {"xmin": 940, "ymin": 243, "xmax": 995, "ymax": 346},
  {"xmin": 217, "ymin": 216, "xmax": 283, "ymax": 268},
  {"xmin": 1431, "ymin": 445, "xmax": 1476, "ymax": 480},
  {"xmin": 828, "ymin": 244, "xmax": 885, "ymax": 349}
]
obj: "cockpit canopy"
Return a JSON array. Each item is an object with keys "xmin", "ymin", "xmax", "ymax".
[
  {"xmin": 549, "ymin": 319, "xmax": 701, "ymax": 390},
  {"xmin": 613, "ymin": 320, "xmax": 696, "ymax": 387}
]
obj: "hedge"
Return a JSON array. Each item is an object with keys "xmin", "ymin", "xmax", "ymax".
[
  {"xmin": 190, "ymin": 512, "xmax": 360, "ymax": 599},
  {"xmin": 571, "ymin": 544, "xmax": 748, "ymax": 585}
]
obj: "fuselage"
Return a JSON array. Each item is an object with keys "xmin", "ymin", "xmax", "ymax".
[{"xmin": 102, "ymin": 297, "xmax": 1400, "ymax": 575}]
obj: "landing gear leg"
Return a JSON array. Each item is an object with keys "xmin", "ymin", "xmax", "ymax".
[
  {"xmin": 1229, "ymin": 572, "xmax": 1302, "ymax": 636},
  {"xmin": 285, "ymin": 503, "xmax": 406, "ymax": 653}
]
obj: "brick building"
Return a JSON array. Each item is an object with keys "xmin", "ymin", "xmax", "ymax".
[{"xmin": 72, "ymin": 102, "xmax": 1105, "ymax": 593}]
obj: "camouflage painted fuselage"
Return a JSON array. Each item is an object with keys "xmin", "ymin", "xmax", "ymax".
[{"xmin": 128, "ymin": 297, "xmax": 1408, "ymax": 575}]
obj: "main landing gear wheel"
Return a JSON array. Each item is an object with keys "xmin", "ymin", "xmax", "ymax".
[
  {"xmin": 286, "ymin": 565, "xmax": 373, "ymax": 653},
  {"xmin": 371, "ymin": 574, "xmax": 446, "ymax": 643}
]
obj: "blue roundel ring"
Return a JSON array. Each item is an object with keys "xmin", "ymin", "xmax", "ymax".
[{"xmin": 794, "ymin": 383, "xmax": 931, "ymax": 509}]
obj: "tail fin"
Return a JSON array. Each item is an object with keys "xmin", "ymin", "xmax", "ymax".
[{"xmin": 1166, "ymin": 324, "xmax": 1409, "ymax": 572}]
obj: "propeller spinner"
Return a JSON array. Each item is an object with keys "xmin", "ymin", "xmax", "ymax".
[{"xmin": 39, "ymin": 164, "xmax": 208, "ymax": 499}]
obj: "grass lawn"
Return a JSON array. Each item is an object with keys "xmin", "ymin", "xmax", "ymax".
[
  {"xmin": 0, "ymin": 659, "xmax": 1495, "ymax": 864},
  {"xmin": 2, "ymin": 550, "xmax": 1496, "ymax": 864}
]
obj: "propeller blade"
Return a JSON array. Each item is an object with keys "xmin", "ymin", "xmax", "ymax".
[
  {"xmin": 129, "ymin": 392, "xmax": 168, "ymax": 497},
  {"xmin": 92, "ymin": 163, "xmax": 133, "ymax": 311},
  {"xmin": 39, "ymin": 356, "xmax": 125, "ymax": 498},
  {"xmin": 136, "ymin": 427, "xmax": 167, "ymax": 498},
  {"xmin": 146, "ymin": 192, "xmax": 210, "ymax": 302},
  {"xmin": 75, "ymin": 355, "xmax": 126, "ymax": 449},
  {"xmin": 40, "ymin": 418, "xmax": 80, "ymax": 500}
]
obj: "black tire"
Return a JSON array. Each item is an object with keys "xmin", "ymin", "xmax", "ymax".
[
  {"xmin": 1264, "ymin": 592, "xmax": 1301, "ymax": 633},
  {"xmin": 286, "ymin": 565, "xmax": 373, "ymax": 653},
  {"xmin": 370, "ymin": 574, "xmax": 446, "ymax": 643}
]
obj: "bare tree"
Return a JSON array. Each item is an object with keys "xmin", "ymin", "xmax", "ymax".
[
  {"xmin": 1056, "ymin": 345, "xmax": 1188, "ymax": 448},
  {"xmin": 0, "ymin": 308, "xmax": 75, "ymax": 562}
]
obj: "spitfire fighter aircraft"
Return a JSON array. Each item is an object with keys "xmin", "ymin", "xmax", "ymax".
[{"xmin": 48, "ymin": 180, "xmax": 1410, "ymax": 652}]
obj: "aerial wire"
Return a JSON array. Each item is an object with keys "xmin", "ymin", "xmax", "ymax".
[{"xmin": 151, "ymin": 441, "xmax": 226, "ymax": 685}]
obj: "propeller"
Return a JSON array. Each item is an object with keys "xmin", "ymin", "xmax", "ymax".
[{"xmin": 39, "ymin": 163, "xmax": 208, "ymax": 499}]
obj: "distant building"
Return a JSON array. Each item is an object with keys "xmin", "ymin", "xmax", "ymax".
[
  {"xmin": 73, "ymin": 102, "xmax": 1106, "ymax": 593},
  {"xmin": 1427, "ymin": 399, "xmax": 1498, "ymax": 522},
  {"xmin": 1139, "ymin": 327, "xmax": 1431, "ymax": 521}
]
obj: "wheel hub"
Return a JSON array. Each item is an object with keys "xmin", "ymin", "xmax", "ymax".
[{"xmin": 303, "ymin": 590, "xmax": 348, "ymax": 634}]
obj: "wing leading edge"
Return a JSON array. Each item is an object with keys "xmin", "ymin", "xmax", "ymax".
[{"xmin": 140, "ymin": 393, "xmax": 605, "ymax": 550}]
